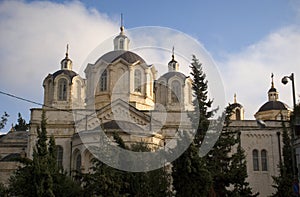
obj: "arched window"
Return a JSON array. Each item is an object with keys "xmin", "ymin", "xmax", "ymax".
[
  {"xmin": 261, "ymin": 149, "xmax": 268, "ymax": 171},
  {"xmin": 236, "ymin": 109, "xmax": 241, "ymax": 120},
  {"xmin": 253, "ymin": 149, "xmax": 259, "ymax": 171},
  {"xmin": 76, "ymin": 154, "xmax": 81, "ymax": 172},
  {"xmin": 171, "ymin": 80, "xmax": 181, "ymax": 102},
  {"xmin": 76, "ymin": 80, "xmax": 81, "ymax": 100},
  {"xmin": 119, "ymin": 39, "xmax": 124, "ymax": 50},
  {"xmin": 47, "ymin": 79, "xmax": 53, "ymax": 103},
  {"xmin": 134, "ymin": 69, "xmax": 142, "ymax": 92},
  {"xmin": 149, "ymin": 74, "xmax": 153, "ymax": 96},
  {"xmin": 56, "ymin": 145, "xmax": 63, "ymax": 169},
  {"xmin": 58, "ymin": 78, "xmax": 67, "ymax": 101},
  {"xmin": 100, "ymin": 69, "xmax": 107, "ymax": 91},
  {"xmin": 188, "ymin": 83, "xmax": 192, "ymax": 104}
]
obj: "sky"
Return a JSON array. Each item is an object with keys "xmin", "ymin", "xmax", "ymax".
[{"xmin": 0, "ymin": 0, "xmax": 300, "ymax": 133}]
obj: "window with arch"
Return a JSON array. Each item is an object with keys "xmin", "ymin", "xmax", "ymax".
[
  {"xmin": 188, "ymin": 83, "xmax": 192, "ymax": 104},
  {"xmin": 76, "ymin": 80, "xmax": 81, "ymax": 100},
  {"xmin": 56, "ymin": 145, "xmax": 63, "ymax": 169},
  {"xmin": 261, "ymin": 149, "xmax": 268, "ymax": 171},
  {"xmin": 119, "ymin": 39, "xmax": 124, "ymax": 50},
  {"xmin": 76, "ymin": 154, "xmax": 81, "ymax": 172},
  {"xmin": 134, "ymin": 69, "xmax": 142, "ymax": 92},
  {"xmin": 236, "ymin": 109, "xmax": 241, "ymax": 120},
  {"xmin": 171, "ymin": 80, "xmax": 181, "ymax": 102},
  {"xmin": 58, "ymin": 78, "xmax": 67, "ymax": 101},
  {"xmin": 253, "ymin": 149, "xmax": 259, "ymax": 171},
  {"xmin": 149, "ymin": 74, "xmax": 153, "ymax": 96},
  {"xmin": 47, "ymin": 79, "xmax": 53, "ymax": 103},
  {"xmin": 100, "ymin": 69, "xmax": 108, "ymax": 91}
]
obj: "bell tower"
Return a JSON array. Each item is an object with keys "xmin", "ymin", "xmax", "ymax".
[
  {"xmin": 168, "ymin": 47, "xmax": 179, "ymax": 72},
  {"xmin": 60, "ymin": 44, "xmax": 72, "ymax": 70},
  {"xmin": 113, "ymin": 14, "xmax": 130, "ymax": 51},
  {"xmin": 268, "ymin": 73, "xmax": 279, "ymax": 101}
]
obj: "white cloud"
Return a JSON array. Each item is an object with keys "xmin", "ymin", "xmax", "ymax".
[
  {"xmin": 220, "ymin": 26, "xmax": 300, "ymax": 119},
  {"xmin": 0, "ymin": 0, "xmax": 120, "ymax": 89},
  {"xmin": 1, "ymin": 0, "xmax": 300, "ymax": 134},
  {"xmin": 0, "ymin": 0, "xmax": 119, "ymax": 132}
]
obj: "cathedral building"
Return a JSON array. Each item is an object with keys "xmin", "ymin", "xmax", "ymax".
[{"xmin": 0, "ymin": 25, "xmax": 294, "ymax": 197}]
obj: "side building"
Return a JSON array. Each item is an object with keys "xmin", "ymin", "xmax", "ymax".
[{"xmin": 229, "ymin": 76, "xmax": 291, "ymax": 197}]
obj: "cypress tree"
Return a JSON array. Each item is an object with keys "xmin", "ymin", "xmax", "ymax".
[
  {"xmin": 14, "ymin": 112, "xmax": 29, "ymax": 131},
  {"xmin": 206, "ymin": 104, "xmax": 258, "ymax": 196},
  {"xmin": 172, "ymin": 55, "xmax": 213, "ymax": 196},
  {"xmin": 9, "ymin": 111, "xmax": 82, "ymax": 197},
  {"xmin": 272, "ymin": 119, "xmax": 294, "ymax": 196}
]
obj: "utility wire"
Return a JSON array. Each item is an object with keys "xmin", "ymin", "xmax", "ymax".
[
  {"xmin": 0, "ymin": 90, "xmax": 98, "ymax": 121},
  {"xmin": 0, "ymin": 90, "xmax": 44, "ymax": 107}
]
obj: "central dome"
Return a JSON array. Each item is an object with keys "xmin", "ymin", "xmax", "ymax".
[
  {"xmin": 257, "ymin": 101, "xmax": 289, "ymax": 112},
  {"xmin": 95, "ymin": 50, "xmax": 146, "ymax": 64}
]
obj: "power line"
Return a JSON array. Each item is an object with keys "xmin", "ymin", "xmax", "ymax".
[
  {"xmin": 0, "ymin": 90, "xmax": 98, "ymax": 121},
  {"xmin": 0, "ymin": 90, "xmax": 43, "ymax": 107}
]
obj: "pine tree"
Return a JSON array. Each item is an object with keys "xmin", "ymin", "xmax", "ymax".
[
  {"xmin": 206, "ymin": 104, "xmax": 258, "ymax": 196},
  {"xmin": 9, "ymin": 111, "xmax": 82, "ymax": 197},
  {"xmin": 189, "ymin": 55, "xmax": 214, "ymax": 145},
  {"xmin": 14, "ymin": 112, "xmax": 29, "ymax": 131},
  {"xmin": 172, "ymin": 55, "xmax": 213, "ymax": 196},
  {"xmin": 172, "ymin": 134, "xmax": 212, "ymax": 197},
  {"xmin": 126, "ymin": 142, "xmax": 172, "ymax": 197},
  {"xmin": 229, "ymin": 132, "xmax": 258, "ymax": 196},
  {"xmin": 0, "ymin": 182, "xmax": 8, "ymax": 196},
  {"xmin": 81, "ymin": 135, "xmax": 172, "ymax": 197},
  {"xmin": 80, "ymin": 132, "xmax": 128, "ymax": 196},
  {"xmin": 32, "ymin": 111, "xmax": 55, "ymax": 197},
  {"xmin": 272, "ymin": 120, "xmax": 294, "ymax": 196},
  {"xmin": 0, "ymin": 112, "xmax": 9, "ymax": 130}
]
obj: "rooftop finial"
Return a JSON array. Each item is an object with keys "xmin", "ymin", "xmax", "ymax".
[
  {"xmin": 271, "ymin": 73, "xmax": 274, "ymax": 88},
  {"xmin": 66, "ymin": 44, "xmax": 69, "ymax": 58},
  {"xmin": 234, "ymin": 93, "xmax": 237, "ymax": 103},
  {"xmin": 172, "ymin": 46, "xmax": 175, "ymax": 60},
  {"xmin": 120, "ymin": 13, "xmax": 124, "ymax": 33},
  {"xmin": 61, "ymin": 44, "xmax": 72, "ymax": 70}
]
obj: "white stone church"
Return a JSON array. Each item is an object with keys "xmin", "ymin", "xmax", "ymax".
[{"xmin": 0, "ymin": 25, "xmax": 293, "ymax": 197}]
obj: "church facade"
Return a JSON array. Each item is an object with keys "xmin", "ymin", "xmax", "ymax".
[{"xmin": 0, "ymin": 25, "xmax": 293, "ymax": 196}]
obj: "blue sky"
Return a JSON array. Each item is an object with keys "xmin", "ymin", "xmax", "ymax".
[
  {"xmin": 85, "ymin": 0, "xmax": 296, "ymax": 54},
  {"xmin": 0, "ymin": 0, "xmax": 300, "ymax": 133}
]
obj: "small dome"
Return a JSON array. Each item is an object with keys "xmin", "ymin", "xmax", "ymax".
[
  {"xmin": 231, "ymin": 102, "xmax": 243, "ymax": 109},
  {"xmin": 96, "ymin": 50, "xmax": 146, "ymax": 64},
  {"xmin": 268, "ymin": 87, "xmax": 277, "ymax": 93},
  {"xmin": 159, "ymin": 71, "xmax": 187, "ymax": 81},
  {"xmin": 257, "ymin": 101, "xmax": 289, "ymax": 112},
  {"xmin": 168, "ymin": 58, "xmax": 178, "ymax": 65},
  {"xmin": 52, "ymin": 69, "xmax": 78, "ymax": 80}
]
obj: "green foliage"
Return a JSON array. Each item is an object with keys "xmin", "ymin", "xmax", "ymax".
[
  {"xmin": 172, "ymin": 134, "xmax": 212, "ymax": 197},
  {"xmin": 229, "ymin": 134, "xmax": 258, "ymax": 196},
  {"xmin": 9, "ymin": 110, "xmax": 82, "ymax": 197},
  {"xmin": 125, "ymin": 142, "xmax": 172, "ymax": 197},
  {"xmin": 189, "ymin": 55, "xmax": 214, "ymax": 145},
  {"xmin": 14, "ymin": 112, "xmax": 29, "ymax": 131},
  {"xmin": 0, "ymin": 182, "xmax": 8, "ymax": 196},
  {"xmin": 80, "ymin": 134, "xmax": 171, "ymax": 197},
  {"xmin": 172, "ymin": 55, "xmax": 216, "ymax": 196},
  {"xmin": 272, "ymin": 120, "xmax": 294, "ymax": 196},
  {"xmin": 206, "ymin": 104, "xmax": 258, "ymax": 196},
  {"xmin": 204, "ymin": 104, "xmax": 258, "ymax": 197},
  {"xmin": 0, "ymin": 112, "xmax": 9, "ymax": 130},
  {"xmin": 81, "ymin": 159, "xmax": 125, "ymax": 197}
]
